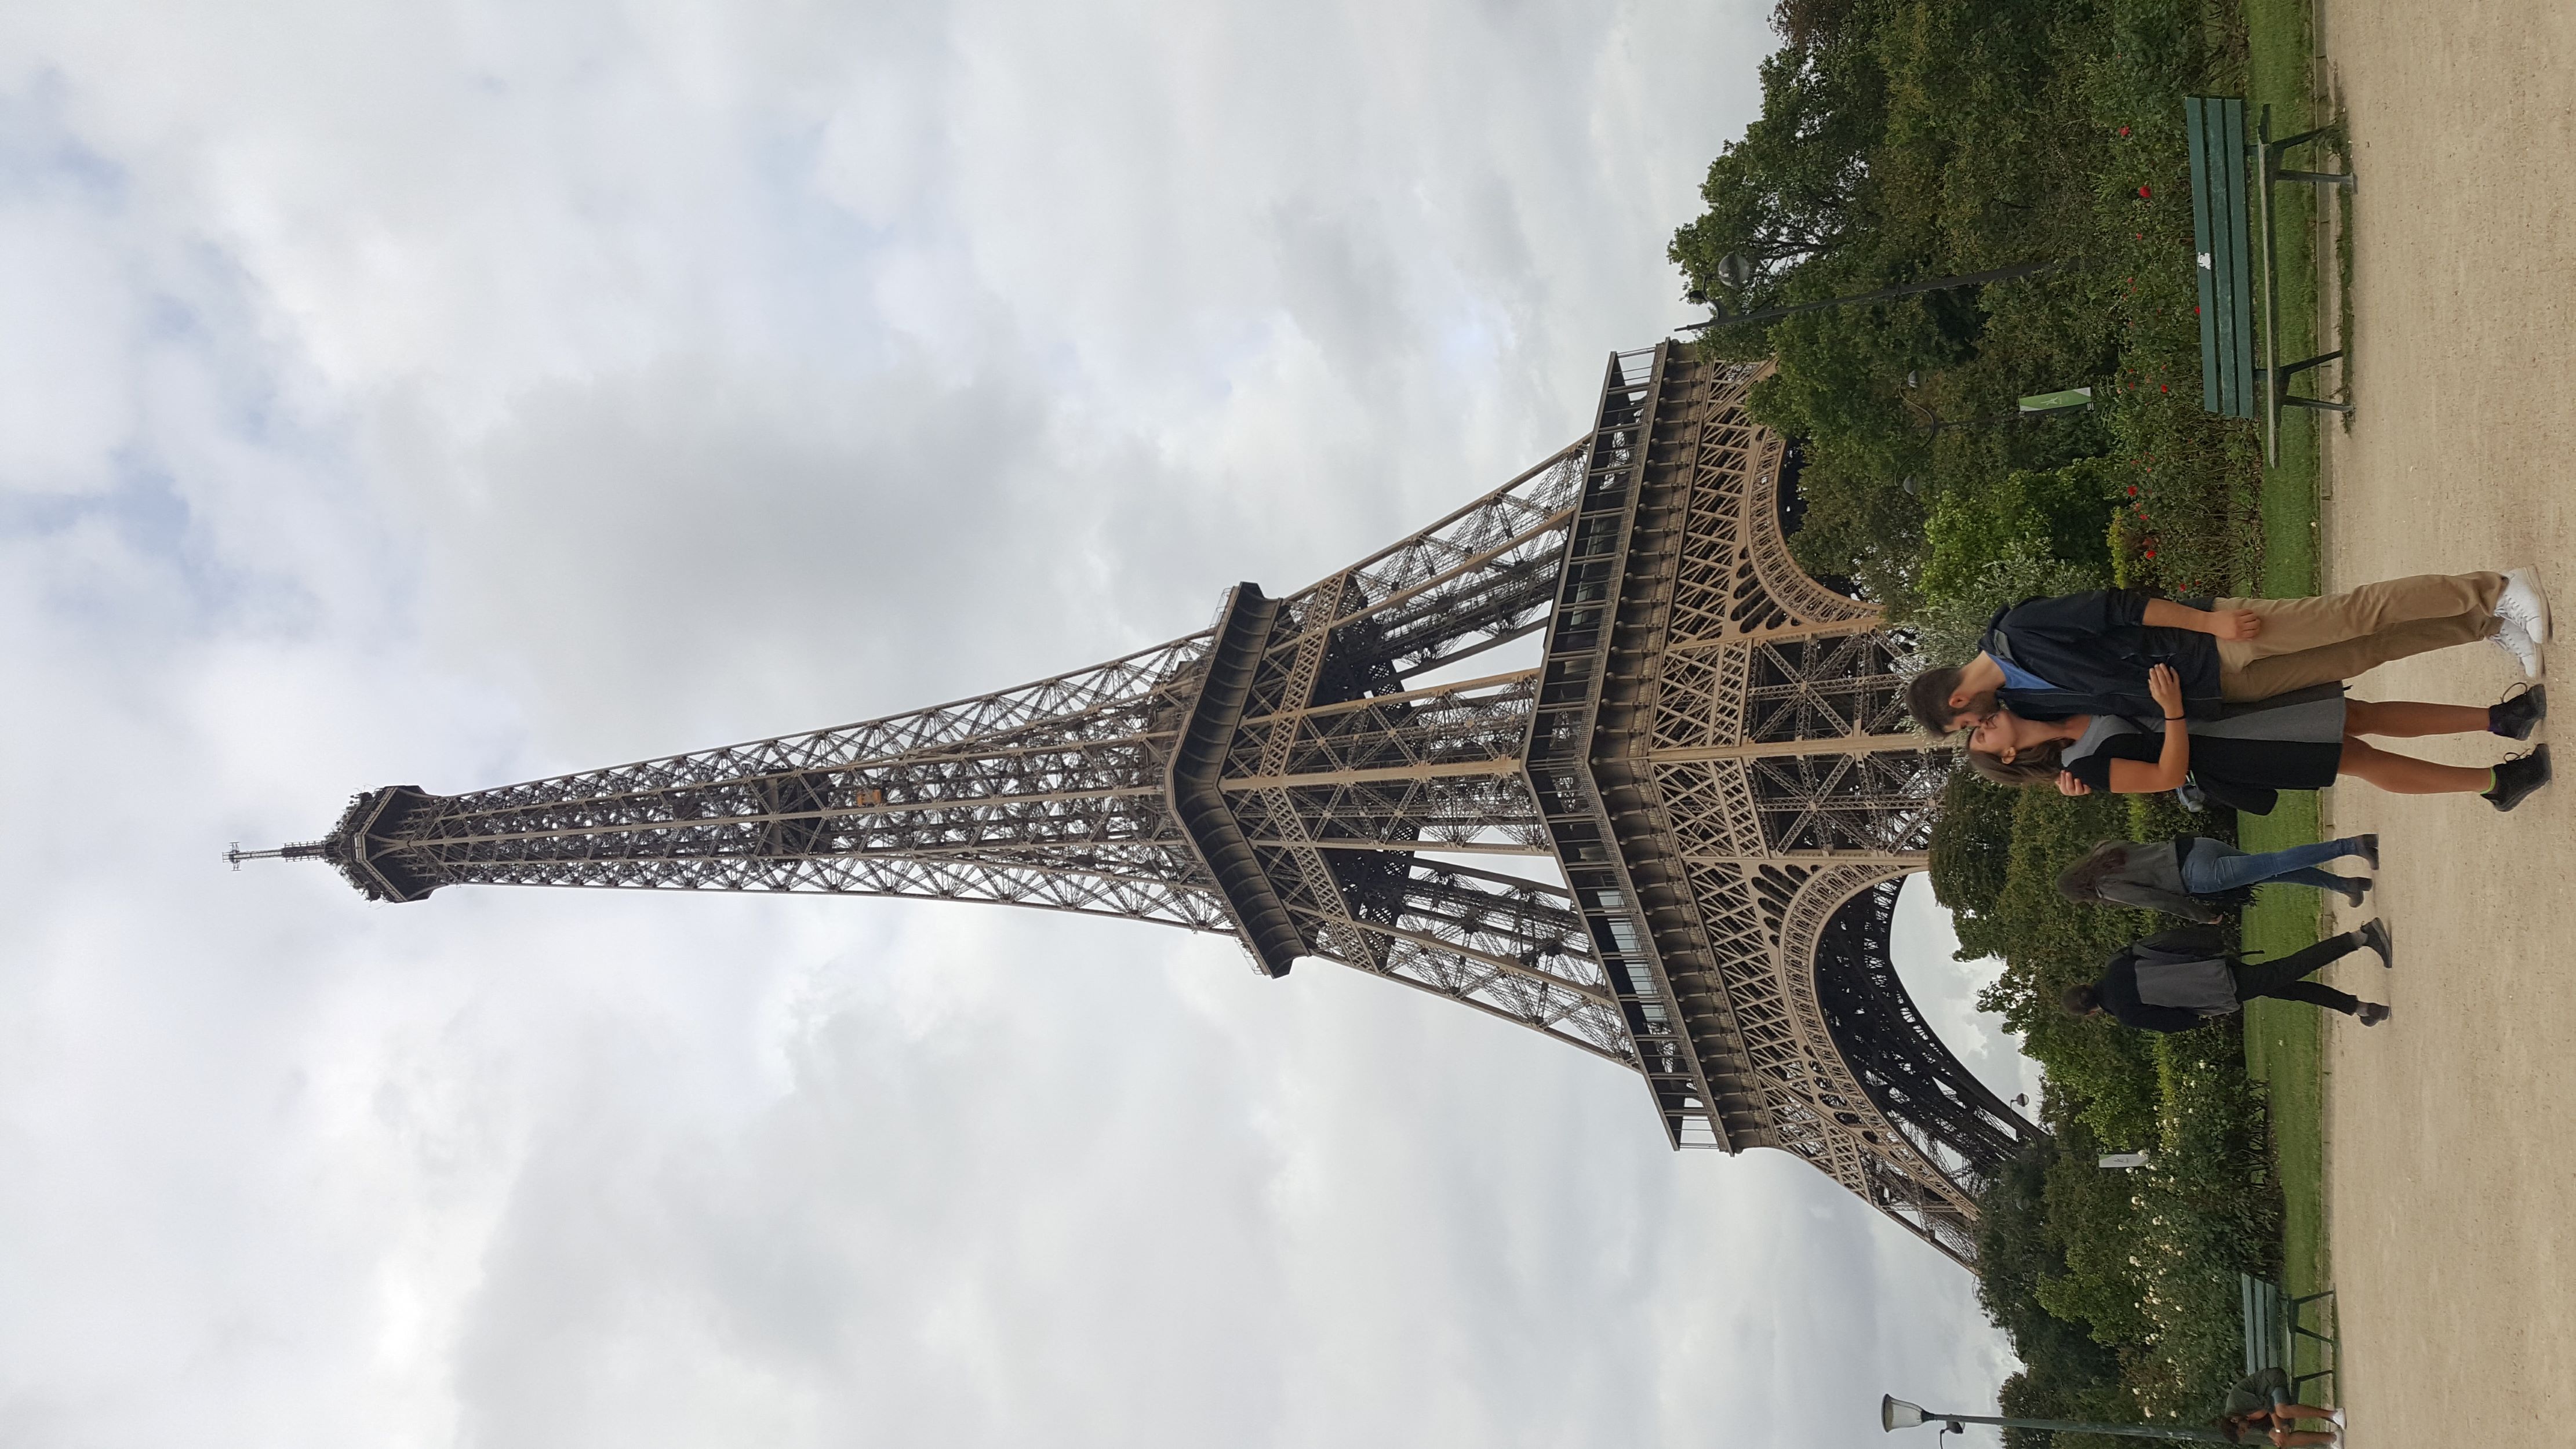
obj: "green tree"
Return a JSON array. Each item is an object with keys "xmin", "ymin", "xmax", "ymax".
[
  {"xmin": 1928, "ymin": 771, "xmax": 2017, "ymax": 924},
  {"xmin": 1669, "ymin": 35, "xmax": 1891, "ymax": 304},
  {"xmin": 1976, "ymin": 1145, "xmax": 2123, "ymax": 1381},
  {"xmin": 2037, "ymin": 1133, "xmax": 2153, "ymax": 1345}
]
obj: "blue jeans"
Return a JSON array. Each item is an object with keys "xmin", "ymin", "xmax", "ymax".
[{"xmin": 2179, "ymin": 838, "xmax": 2368, "ymax": 897}]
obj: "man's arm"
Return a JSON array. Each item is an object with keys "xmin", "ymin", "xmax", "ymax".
[
  {"xmin": 2142, "ymin": 596, "xmax": 2263, "ymax": 641},
  {"xmin": 2116, "ymin": 1001, "xmax": 2206, "ymax": 1033}
]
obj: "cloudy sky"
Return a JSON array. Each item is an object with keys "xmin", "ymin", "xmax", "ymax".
[{"xmin": 0, "ymin": 2, "xmax": 2040, "ymax": 1446}]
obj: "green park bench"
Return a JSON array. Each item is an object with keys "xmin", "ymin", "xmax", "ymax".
[
  {"xmin": 2240, "ymin": 1272, "xmax": 2338, "ymax": 1403},
  {"xmin": 2185, "ymin": 96, "xmax": 2356, "ymax": 464}
]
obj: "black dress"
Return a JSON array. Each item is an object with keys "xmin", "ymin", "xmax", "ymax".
[{"xmin": 2059, "ymin": 684, "xmax": 2347, "ymax": 809}]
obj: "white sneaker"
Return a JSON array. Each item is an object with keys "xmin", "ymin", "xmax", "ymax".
[
  {"xmin": 2499, "ymin": 567, "xmax": 2552, "ymax": 646},
  {"xmin": 2493, "ymin": 618, "xmax": 2546, "ymax": 678}
]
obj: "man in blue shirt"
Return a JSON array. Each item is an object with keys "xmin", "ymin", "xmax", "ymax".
[{"xmin": 1906, "ymin": 569, "xmax": 2550, "ymax": 734}]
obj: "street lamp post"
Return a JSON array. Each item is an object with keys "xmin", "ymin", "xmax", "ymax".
[
  {"xmin": 1680, "ymin": 258, "xmax": 2067, "ymax": 333},
  {"xmin": 1882, "ymin": 1395, "xmax": 2233, "ymax": 1444}
]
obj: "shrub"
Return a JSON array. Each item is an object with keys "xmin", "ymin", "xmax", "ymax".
[{"xmin": 1929, "ymin": 771, "xmax": 2019, "ymax": 922}]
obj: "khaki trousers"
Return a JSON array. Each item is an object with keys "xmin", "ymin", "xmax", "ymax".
[{"xmin": 2214, "ymin": 573, "xmax": 2504, "ymax": 701}]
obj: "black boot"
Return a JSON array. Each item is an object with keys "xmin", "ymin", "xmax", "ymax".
[
  {"xmin": 2490, "ymin": 685, "xmax": 2548, "ymax": 741},
  {"xmin": 2486, "ymin": 745, "xmax": 2553, "ymax": 812}
]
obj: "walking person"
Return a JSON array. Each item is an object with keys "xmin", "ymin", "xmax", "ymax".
[
  {"xmin": 2062, "ymin": 920, "xmax": 2396, "ymax": 1030},
  {"xmin": 1906, "ymin": 570, "xmax": 2551, "ymax": 734},
  {"xmin": 2058, "ymin": 834, "xmax": 2381, "ymax": 919},
  {"xmin": 1963, "ymin": 664, "xmax": 2551, "ymax": 813}
]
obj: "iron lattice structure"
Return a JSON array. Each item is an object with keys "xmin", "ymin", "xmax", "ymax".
[{"xmin": 248, "ymin": 344, "xmax": 2036, "ymax": 1266}]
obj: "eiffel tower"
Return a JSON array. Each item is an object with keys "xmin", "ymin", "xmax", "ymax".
[{"xmin": 239, "ymin": 341, "xmax": 2036, "ymax": 1266}]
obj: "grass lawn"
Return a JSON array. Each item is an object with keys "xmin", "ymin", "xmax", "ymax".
[{"xmin": 2233, "ymin": 0, "xmax": 2337, "ymax": 1371}]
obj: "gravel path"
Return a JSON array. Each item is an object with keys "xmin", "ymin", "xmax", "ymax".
[{"xmin": 2309, "ymin": 2, "xmax": 2576, "ymax": 1441}]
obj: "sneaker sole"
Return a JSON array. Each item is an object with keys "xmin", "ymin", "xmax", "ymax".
[{"xmin": 2508, "ymin": 567, "xmax": 2553, "ymax": 646}]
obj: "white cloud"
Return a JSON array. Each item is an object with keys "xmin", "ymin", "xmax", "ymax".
[{"xmin": 0, "ymin": 2, "xmax": 2024, "ymax": 1446}]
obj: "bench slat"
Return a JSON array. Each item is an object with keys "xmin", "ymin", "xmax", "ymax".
[
  {"xmin": 2220, "ymin": 100, "xmax": 2254, "ymax": 416},
  {"xmin": 2189, "ymin": 99, "xmax": 2225, "ymax": 413},
  {"xmin": 2185, "ymin": 96, "xmax": 2260, "ymax": 421}
]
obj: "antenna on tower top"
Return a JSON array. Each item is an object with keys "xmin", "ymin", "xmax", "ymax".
[{"xmin": 227, "ymin": 841, "xmax": 329, "ymax": 870}]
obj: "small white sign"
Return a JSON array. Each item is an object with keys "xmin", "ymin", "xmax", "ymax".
[{"xmin": 2098, "ymin": 1152, "xmax": 2151, "ymax": 1170}]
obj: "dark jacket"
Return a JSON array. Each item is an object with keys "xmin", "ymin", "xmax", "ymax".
[
  {"xmin": 2095, "ymin": 926, "xmax": 2238, "ymax": 1033},
  {"xmin": 2086, "ymin": 838, "xmax": 2246, "ymax": 922},
  {"xmin": 2060, "ymin": 732, "xmax": 2290, "ymax": 817},
  {"xmin": 1982, "ymin": 589, "xmax": 2224, "ymax": 722}
]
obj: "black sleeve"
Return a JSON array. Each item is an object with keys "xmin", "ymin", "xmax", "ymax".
[
  {"xmin": 2110, "ymin": 999, "xmax": 2208, "ymax": 1033},
  {"xmin": 2002, "ymin": 589, "xmax": 2153, "ymax": 638},
  {"xmin": 2065, "ymin": 732, "xmax": 2158, "ymax": 790}
]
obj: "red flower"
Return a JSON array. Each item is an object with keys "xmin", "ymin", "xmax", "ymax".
[
  {"xmin": 2161, "ymin": 384, "xmax": 2170, "ymax": 393},
  {"xmin": 2137, "ymin": 184, "xmax": 2152, "ymax": 198},
  {"xmin": 2119, "ymin": 126, "xmax": 2131, "ymax": 136},
  {"xmin": 2127, "ymin": 485, "xmax": 2138, "ymax": 495}
]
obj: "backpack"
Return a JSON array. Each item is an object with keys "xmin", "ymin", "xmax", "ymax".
[
  {"xmin": 2130, "ymin": 924, "xmax": 2232, "ymax": 963},
  {"xmin": 2111, "ymin": 923, "xmax": 2236, "ymax": 975}
]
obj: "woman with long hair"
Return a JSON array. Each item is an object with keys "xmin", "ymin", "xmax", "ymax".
[
  {"xmin": 2057, "ymin": 833, "xmax": 2379, "ymax": 918},
  {"xmin": 1963, "ymin": 665, "xmax": 2551, "ymax": 813}
]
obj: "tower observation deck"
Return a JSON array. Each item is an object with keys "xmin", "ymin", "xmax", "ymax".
[{"xmin": 246, "ymin": 343, "xmax": 2036, "ymax": 1266}]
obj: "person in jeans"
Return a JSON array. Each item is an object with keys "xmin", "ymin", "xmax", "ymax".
[
  {"xmin": 2057, "ymin": 834, "xmax": 2381, "ymax": 918},
  {"xmin": 2062, "ymin": 920, "xmax": 2396, "ymax": 1029},
  {"xmin": 1906, "ymin": 569, "xmax": 2551, "ymax": 734}
]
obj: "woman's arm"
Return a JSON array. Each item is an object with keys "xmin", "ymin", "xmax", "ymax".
[{"xmin": 2106, "ymin": 664, "xmax": 2192, "ymax": 792}]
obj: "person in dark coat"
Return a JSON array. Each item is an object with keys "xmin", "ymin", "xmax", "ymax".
[
  {"xmin": 2062, "ymin": 922, "xmax": 2395, "ymax": 1030},
  {"xmin": 1904, "ymin": 570, "xmax": 2549, "ymax": 735},
  {"xmin": 2057, "ymin": 834, "xmax": 2381, "ymax": 918}
]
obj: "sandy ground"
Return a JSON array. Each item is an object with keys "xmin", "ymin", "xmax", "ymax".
[{"xmin": 2306, "ymin": 1, "xmax": 2576, "ymax": 1441}]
